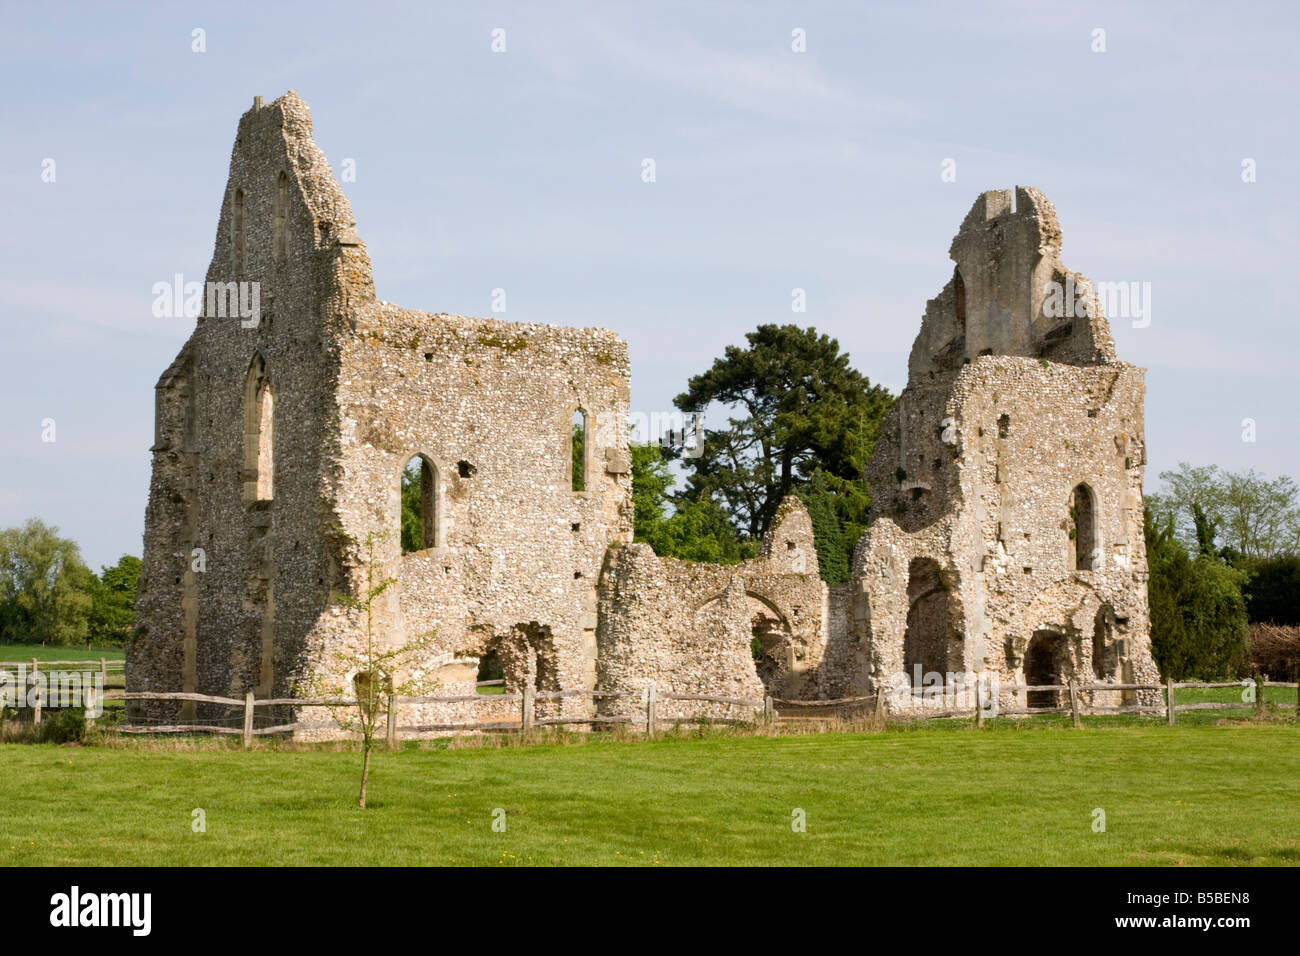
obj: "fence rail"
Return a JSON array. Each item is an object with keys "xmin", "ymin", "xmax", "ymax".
[
  {"xmin": 9, "ymin": 674, "xmax": 1293, "ymax": 747},
  {"xmin": 0, "ymin": 658, "xmax": 124, "ymax": 670},
  {"xmin": 100, "ymin": 685, "xmax": 772, "ymax": 747}
]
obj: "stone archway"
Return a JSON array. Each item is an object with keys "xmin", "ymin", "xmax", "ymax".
[
  {"xmin": 748, "ymin": 593, "xmax": 794, "ymax": 693},
  {"xmin": 1024, "ymin": 629, "xmax": 1070, "ymax": 708},
  {"xmin": 903, "ymin": 558, "xmax": 961, "ymax": 690},
  {"xmin": 479, "ymin": 623, "xmax": 560, "ymax": 716}
]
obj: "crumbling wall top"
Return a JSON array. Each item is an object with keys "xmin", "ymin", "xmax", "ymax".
[
  {"xmin": 237, "ymin": 90, "xmax": 361, "ymax": 245},
  {"xmin": 907, "ymin": 186, "xmax": 1117, "ymax": 382}
]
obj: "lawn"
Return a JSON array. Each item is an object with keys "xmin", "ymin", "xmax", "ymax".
[
  {"xmin": 1, "ymin": 718, "xmax": 1297, "ymax": 866},
  {"xmin": 0, "ymin": 644, "xmax": 124, "ymax": 664}
]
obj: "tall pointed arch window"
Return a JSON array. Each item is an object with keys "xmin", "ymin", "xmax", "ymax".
[
  {"xmin": 571, "ymin": 410, "xmax": 587, "ymax": 492},
  {"xmin": 400, "ymin": 455, "xmax": 438, "ymax": 553},
  {"xmin": 243, "ymin": 353, "xmax": 274, "ymax": 502}
]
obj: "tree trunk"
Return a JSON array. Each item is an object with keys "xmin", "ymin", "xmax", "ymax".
[{"xmin": 358, "ymin": 740, "xmax": 371, "ymax": 808}]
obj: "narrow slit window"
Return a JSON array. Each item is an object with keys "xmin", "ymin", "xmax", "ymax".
[
  {"xmin": 232, "ymin": 188, "xmax": 246, "ymax": 272},
  {"xmin": 571, "ymin": 410, "xmax": 587, "ymax": 492},
  {"xmin": 401, "ymin": 456, "xmax": 437, "ymax": 553},
  {"xmin": 954, "ymin": 267, "xmax": 966, "ymax": 324},
  {"xmin": 273, "ymin": 171, "xmax": 288, "ymax": 262},
  {"xmin": 1070, "ymin": 483, "xmax": 1097, "ymax": 570}
]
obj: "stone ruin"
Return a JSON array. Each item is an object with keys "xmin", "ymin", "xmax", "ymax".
[{"xmin": 128, "ymin": 92, "xmax": 1159, "ymax": 731}]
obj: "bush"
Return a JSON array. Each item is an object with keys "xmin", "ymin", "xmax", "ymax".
[
  {"xmin": 37, "ymin": 707, "xmax": 86, "ymax": 744},
  {"xmin": 1239, "ymin": 555, "xmax": 1300, "ymax": 625},
  {"xmin": 1250, "ymin": 623, "xmax": 1300, "ymax": 681},
  {"xmin": 1147, "ymin": 507, "xmax": 1250, "ymax": 680}
]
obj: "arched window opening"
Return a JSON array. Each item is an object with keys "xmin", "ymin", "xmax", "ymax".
[
  {"xmin": 400, "ymin": 455, "xmax": 437, "ymax": 553},
  {"xmin": 1070, "ymin": 483, "xmax": 1097, "ymax": 570},
  {"xmin": 903, "ymin": 558, "xmax": 959, "ymax": 693},
  {"xmin": 273, "ymin": 171, "xmax": 288, "ymax": 262},
  {"xmin": 571, "ymin": 410, "xmax": 587, "ymax": 492},
  {"xmin": 242, "ymin": 354, "xmax": 273, "ymax": 502},
  {"xmin": 232, "ymin": 188, "xmax": 246, "ymax": 272}
]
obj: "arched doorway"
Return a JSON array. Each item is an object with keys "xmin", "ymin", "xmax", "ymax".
[
  {"xmin": 1092, "ymin": 605, "xmax": 1116, "ymax": 680},
  {"xmin": 903, "ymin": 558, "xmax": 959, "ymax": 691},
  {"xmin": 1024, "ymin": 629, "xmax": 1069, "ymax": 708},
  {"xmin": 478, "ymin": 623, "xmax": 560, "ymax": 717},
  {"xmin": 748, "ymin": 594, "xmax": 793, "ymax": 692}
]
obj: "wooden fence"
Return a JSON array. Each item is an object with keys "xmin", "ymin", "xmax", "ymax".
[
  {"xmin": 74, "ymin": 675, "xmax": 1300, "ymax": 748},
  {"xmin": 101, "ymin": 682, "xmax": 772, "ymax": 747},
  {"xmin": 0, "ymin": 658, "xmax": 125, "ymax": 726},
  {"xmin": 774, "ymin": 677, "xmax": 1299, "ymax": 729},
  {"xmin": 0, "ymin": 658, "xmax": 124, "ymax": 676}
]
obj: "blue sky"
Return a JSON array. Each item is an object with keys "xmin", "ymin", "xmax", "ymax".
[{"xmin": 1, "ymin": 1, "xmax": 1297, "ymax": 569}]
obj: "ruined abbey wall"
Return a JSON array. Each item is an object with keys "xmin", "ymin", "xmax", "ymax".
[
  {"xmin": 320, "ymin": 310, "xmax": 634, "ymax": 726},
  {"xmin": 130, "ymin": 94, "xmax": 362, "ymax": 718},
  {"xmin": 130, "ymin": 93, "xmax": 635, "ymax": 730},
  {"xmin": 852, "ymin": 188, "xmax": 1157, "ymax": 712},
  {"xmin": 130, "ymin": 96, "xmax": 1157, "ymax": 731},
  {"xmin": 595, "ymin": 497, "xmax": 825, "ymax": 719}
]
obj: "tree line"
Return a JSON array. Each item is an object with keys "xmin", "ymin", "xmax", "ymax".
[
  {"xmin": 1145, "ymin": 464, "xmax": 1300, "ymax": 679},
  {"xmin": 0, "ymin": 520, "xmax": 139, "ymax": 647}
]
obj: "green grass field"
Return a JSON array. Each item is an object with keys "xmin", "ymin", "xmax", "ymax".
[
  {"xmin": 0, "ymin": 644, "xmax": 124, "ymax": 663},
  {"xmin": 2, "ymin": 717, "xmax": 1297, "ymax": 866}
]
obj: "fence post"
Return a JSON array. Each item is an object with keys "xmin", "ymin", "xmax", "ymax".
[
  {"xmin": 243, "ymin": 691, "xmax": 254, "ymax": 749},
  {"xmin": 1253, "ymin": 670, "xmax": 1266, "ymax": 719},
  {"xmin": 974, "ymin": 677, "xmax": 984, "ymax": 729},
  {"xmin": 31, "ymin": 659, "xmax": 41, "ymax": 727},
  {"xmin": 521, "ymin": 685, "xmax": 533, "ymax": 734},
  {"xmin": 764, "ymin": 695, "xmax": 774, "ymax": 723},
  {"xmin": 1069, "ymin": 678, "xmax": 1081, "ymax": 728},
  {"xmin": 385, "ymin": 692, "xmax": 397, "ymax": 749},
  {"xmin": 84, "ymin": 680, "xmax": 97, "ymax": 730},
  {"xmin": 646, "ymin": 683, "xmax": 657, "ymax": 737},
  {"xmin": 1165, "ymin": 676, "xmax": 1176, "ymax": 726}
]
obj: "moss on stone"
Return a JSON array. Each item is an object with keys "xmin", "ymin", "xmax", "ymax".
[{"xmin": 476, "ymin": 330, "xmax": 528, "ymax": 352}]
